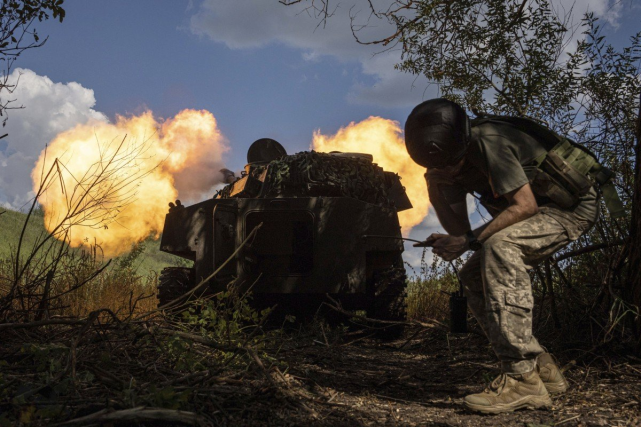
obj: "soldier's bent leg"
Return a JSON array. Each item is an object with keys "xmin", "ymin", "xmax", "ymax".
[
  {"xmin": 460, "ymin": 252, "xmax": 491, "ymax": 338},
  {"xmin": 480, "ymin": 210, "xmax": 577, "ymax": 374}
]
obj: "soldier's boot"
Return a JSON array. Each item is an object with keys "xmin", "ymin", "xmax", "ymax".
[
  {"xmin": 464, "ymin": 370, "xmax": 552, "ymax": 414},
  {"xmin": 537, "ymin": 352, "xmax": 569, "ymax": 394}
]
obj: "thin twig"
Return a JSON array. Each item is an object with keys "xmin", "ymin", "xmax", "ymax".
[{"xmin": 51, "ymin": 407, "xmax": 211, "ymax": 427}]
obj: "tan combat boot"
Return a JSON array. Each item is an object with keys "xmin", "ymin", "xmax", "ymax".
[
  {"xmin": 537, "ymin": 352, "xmax": 569, "ymax": 394},
  {"xmin": 464, "ymin": 370, "xmax": 552, "ymax": 414}
]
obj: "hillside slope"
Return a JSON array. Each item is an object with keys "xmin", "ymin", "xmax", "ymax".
[{"xmin": 0, "ymin": 209, "xmax": 188, "ymax": 275}]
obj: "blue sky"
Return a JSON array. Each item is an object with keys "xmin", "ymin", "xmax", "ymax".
[
  {"xmin": 1, "ymin": 0, "xmax": 638, "ymax": 268},
  {"xmin": 11, "ymin": 1, "xmax": 420, "ymax": 160}
]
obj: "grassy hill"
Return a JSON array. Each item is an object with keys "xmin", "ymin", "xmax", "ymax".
[{"xmin": 0, "ymin": 208, "xmax": 189, "ymax": 276}]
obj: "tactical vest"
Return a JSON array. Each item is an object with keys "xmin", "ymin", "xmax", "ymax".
[{"xmin": 471, "ymin": 115, "xmax": 625, "ymax": 218}]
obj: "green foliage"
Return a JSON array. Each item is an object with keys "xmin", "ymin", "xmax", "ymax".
[
  {"xmin": 395, "ymin": 0, "xmax": 572, "ymax": 120},
  {"xmin": 571, "ymin": 15, "xmax": 641, "ymax": 200},
  {"xmin": 173, "ymin": 289, "xmax": 274, "ymax": 369},
  {"xmin": 183, "ymin": 290, "xmax": 270, "ymax": 335},
  {"xmin": 115, "ymin": 240, "xmax": 147, "ymax": 272},
  {"xmin": 0, "ymin": 0, "xmax": 65, "ymax": 50},
  {"xmin": 0, "ymin": 284, "xmax": 282, "ymax": 424},
  {"xmin": 20, "ymin": 343, "xmax": 68, "ymax": 375},
  {"xmin": 386, "ymin": 1, "xmax": 639, "ymax": 191},
  {"xmin": 164, "ymin": 333, "xmax": 203, "ymax": 371},
  {"xmin": 372, "ymin": 1, "xmax": 640, "ymax": 138}
]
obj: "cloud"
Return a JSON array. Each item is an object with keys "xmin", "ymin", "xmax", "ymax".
[
  {"xmin": 347, "ymin": 51, "xmax": 440, "ymax": 107},
  {"xmin": 189, "ymin": 0, "xmax": 430, "ymax": 107},
  {"xmin": 0, "ymin": 68, "xmax": 107, "ymax": 209},
  {"xmin": 190, "ymin": 1, "xmax": 373, "ymax": 55},
  {"xmin": 189, "ymin": 0, "xmax": 622, "ymax": 108},
  {"xmin": 555, "ymin": 0, "xmax": 622, "ymax": 27}
]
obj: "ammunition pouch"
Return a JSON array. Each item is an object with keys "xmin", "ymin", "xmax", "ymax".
[
  {"xmin": 528, "ymin": 167, "xmax": 580, "ymax": 210},
  {"xmin": 529, "ymin": 139, "xmax": 625, "ymax": 218},
  {"xmin": 541, "ymin": 151, "xmax": 593, "ymax": 197}
]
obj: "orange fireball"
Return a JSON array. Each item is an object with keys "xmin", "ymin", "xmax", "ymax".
[
  {"xmin": 312, "ymin": 117, "xmax": 428, "ymax": 234},
  {"xmin": 32, "ymin": 109, "xmax": 229, "ymax": 257}
]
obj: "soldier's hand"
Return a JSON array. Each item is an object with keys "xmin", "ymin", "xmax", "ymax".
[
  {"xmin": 431, "ymin": 233, "xmax": 468, "ymax": 261},
  {"xmin": 412, "ymin": 235, "xmax": 438, "ymax": 247}
]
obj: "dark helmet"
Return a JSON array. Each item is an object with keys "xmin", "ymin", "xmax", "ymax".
[{"xmin": 404, "ymin": 98, "xmax": 471, "ymax": 168}]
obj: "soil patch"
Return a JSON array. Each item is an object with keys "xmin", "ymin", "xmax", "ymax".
[{"xmin": 258, "ymin": 328, "xmax": 641, "ymax": 426}]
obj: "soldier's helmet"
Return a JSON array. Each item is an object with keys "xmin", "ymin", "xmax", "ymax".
[{"xmin": 404, "ymin": 98, "xmax": 470, "ymax": 169}]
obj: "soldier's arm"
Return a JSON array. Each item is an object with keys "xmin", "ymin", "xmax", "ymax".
[
  {"xmin": 431, "ymin": 183, "xmax": 537, "ymax": 260},
  {"xmin": 474, "ymin": 182, "xmax": 538, "ymax": 243},
  {"xmin": 427, "ymin": 179, "xmax": 471, "ymax": 237}
]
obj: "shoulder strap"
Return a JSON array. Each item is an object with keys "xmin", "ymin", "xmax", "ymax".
[
  {"xmin": 471, "ymin": 115, "xmax": 562, "ymax": 151},
  {"xmin": 471, "ymin": 115, "xmax": 626, "ymax": 219},
  {"xmin": 472, "ymin": 115, "xmax": 604, "ymax": 160}
]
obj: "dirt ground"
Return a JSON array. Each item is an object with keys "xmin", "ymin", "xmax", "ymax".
[
  {"xmin": 238, "ymin": 328, "xmax": 641, "ymax": 427},
  {"xmin": 2, "ymin": 319, "xmax": 640, "ymax": 426}
]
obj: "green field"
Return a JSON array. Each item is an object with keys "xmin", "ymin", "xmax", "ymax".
[{"xmin": 0, "ymin": 208, "xmax": 188, "ymax": 276}]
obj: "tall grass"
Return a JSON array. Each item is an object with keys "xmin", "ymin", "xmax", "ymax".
[
  {"xmin": 405, "ymin": 250, "xmax": 463, "ymax": 322},
  {"xmin": 0, "ymin": 241, "xmax": 158, "ymax": 320}
]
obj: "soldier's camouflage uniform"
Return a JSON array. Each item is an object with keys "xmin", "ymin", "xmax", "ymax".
[
  {"xmin": 459, "ymin": 206, "xmax": 589, "ymax": 374},
  {"xmin": 427, "ymin": 121, "xmax": 598, "ymax": 374}
]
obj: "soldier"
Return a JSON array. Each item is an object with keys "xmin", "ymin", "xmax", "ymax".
[{"xmin": 404, "ymin": 98, "xmax": 599, "ymax": 414}]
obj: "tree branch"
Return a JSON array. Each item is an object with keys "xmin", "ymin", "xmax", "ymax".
[{"xmin": 553, "ymin": 239, "xmax": 626, "ymax": 263}]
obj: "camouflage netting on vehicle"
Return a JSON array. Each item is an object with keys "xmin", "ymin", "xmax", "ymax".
[
  {"xmin": 219, "ymin": 151, "xmax": 395, "ymax": 207},
  {"xmin": 263, "ymin": 151, "xmax": 392, "ymax": 205}
]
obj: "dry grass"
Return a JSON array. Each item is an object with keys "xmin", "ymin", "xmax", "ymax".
[
  {"xmin": 405, "ymin": 252, "xmax": 464, "ymax": 322},
  {"xmin": 61, "ymin": 263, "xmax": 158, "ymax": 318},
  {"xmin": 405, "ymin": 275, "xmax": 457, "ymax": 322},
  {"xmin": 0, "ymin": 244, "xmax": 157, "ymax": 321}
]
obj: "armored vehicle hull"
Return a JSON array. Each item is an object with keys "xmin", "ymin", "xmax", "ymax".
[{"xmin": 158, "ymin": 147, "xmax": 410, "ymax": 330}]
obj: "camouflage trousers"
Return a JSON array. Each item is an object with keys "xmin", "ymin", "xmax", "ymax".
[{"xmin": 460, "ymin": 206, "xmax": 590, "ymax": 374}]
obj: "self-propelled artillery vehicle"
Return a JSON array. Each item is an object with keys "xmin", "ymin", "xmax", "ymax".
[{"xmin": 157, "ymin": 138, "xmax": 412, "ymax": 330}]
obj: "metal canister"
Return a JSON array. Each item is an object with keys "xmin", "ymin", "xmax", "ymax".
[
  {"xmin": 449, "ymin": 261, "xmax": 468, "ymax": 334},
  {"xmin": 449, "ymin": 293, "xmax": 468, "ymax": 334}
]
